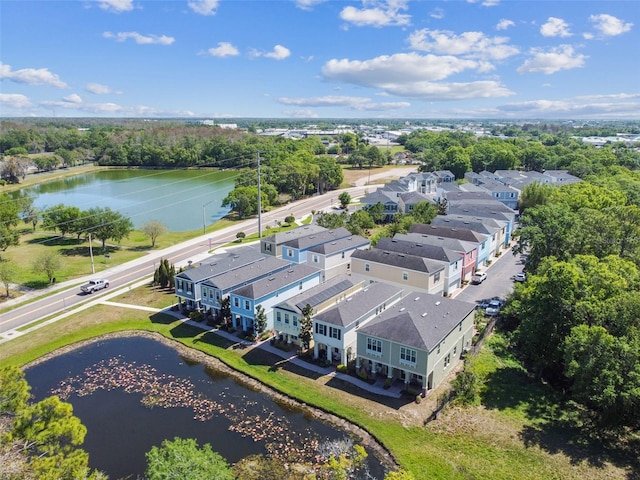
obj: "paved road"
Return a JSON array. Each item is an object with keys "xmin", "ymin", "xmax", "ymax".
[
  {"xmin": 454, "ymin": 247, "xmax": 526, "ymax": 306},
  {"xmin": 0, "ymin": 183, "xmax": 384, "ymax": 338}
]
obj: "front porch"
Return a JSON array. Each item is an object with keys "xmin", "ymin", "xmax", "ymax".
[{"xmin": 356, "ymin": 357, "xmax": 429, "ymax": 396}]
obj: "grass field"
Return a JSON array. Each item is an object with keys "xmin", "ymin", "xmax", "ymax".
[{"xmin": 1, "ymin": 283, "xmax": 635, "ymax": 480}]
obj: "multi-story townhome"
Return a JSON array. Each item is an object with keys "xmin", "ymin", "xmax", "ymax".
[
  {"xmin": 279, "ymin": 227, "xmax": 352, "ymax": 264},
  {"xmin": 445, "ymin": 191, "xmax": 516, "ymax": 243},
  {"xmin": 397, "ymin": 191, "xmax": 436, "ymax": 215},
  {"xmin": 199, "ymin": 256, "xmax": 291, "ymax": 318},
  {"xmin": 356, "ymin": 292, "xmax": 475, "ymax": 395},
  {"xmin": 305, "ymin": 234, "xmax": 370, "ymax": 281},
  {"xmin": 351, "ymin": 248, "xmax": 446, "ymax": 296},
  {"xmin": 402, "ymin": 229, "xmax": 479, "ymax": 281},
  {"xmin": 406, "ymin": 172, "xmax": 438, "ymax": 194},
  {"xmin": 359, "ymin": 190, "xmax": 400, "ymax": 222},
  {"xmin": 465, "ymin": 179, "xmax": 519, "ymax": 209},
  {"xmin": 408, "ymin": 224, "xmax": 493, "ymax": 265},
  {"xmin": 313, "ymin": 282, "xmax": 404, "ymax": 365},
  {"xmin": 375, "ymin": 237, "xmax": 463, "ymax": 296},
  {"xmin": 432, "ymin": 170, "xmax": 456, "ymax": 183},
  {"xmin": 431, "ymin": 214, "xmax": 506, "ymax": 256},
  {"xmin": 229, "ymin": 264, "xmax": 322, "ymax": 333},
  {"xmin": 174, "ymin": 247, "xmax": 265, "ymax": 311},
  {"xmin": 260, "ymin": 224, "xmax": 327, "ymax": 258},
  {"xmin": 272, "ymin": 275, "xmax": 363, "ymax": 346}
]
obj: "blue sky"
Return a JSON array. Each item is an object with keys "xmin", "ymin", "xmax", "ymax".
[{"xmin": 1, "ymin": 0, "xmax": 638, "ymax": 119}]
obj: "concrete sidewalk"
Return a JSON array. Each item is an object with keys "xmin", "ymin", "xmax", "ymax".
[{"xmin": 100, "ymin": 299, "xmax": 405, "ymax": 399}]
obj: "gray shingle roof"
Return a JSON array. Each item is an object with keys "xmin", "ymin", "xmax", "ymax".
[
  {"xmin": 262, "ymin": 224, "xmax": 327, "ymax": 246},
  {"xmin": 359, "ymin": 292, "xmax": 475, "ymax": 351},
  {"xmin": 376, "ymin": 237, "xmax": 462, "ymax": 264},
  {"xmin": 274, "ymin": 274, "xmax": 360, "ymax": 313},
  {"xmin": 175, "ymin": 247, "xmax": 265, "ymax": 283},
  {"xmin": 232, "ymin": 264, "xmax": 321, "ymax": 299},
  {"xmin": 282, "ymin": 227, "xmax": 352, "ymax": 250},
  {"xmin": 351, "ymin": 248, "xmax": 445, "ymax": 273},
  {"xmin": 431, "ymin": 216, "xmax": 501, "ymax": 235},
  {"xmin": 307, "ymin": 234, "xmax": 370, "ymax": 255},
  {"xmin": 408, "ymin": 224, "xmax": 487, "ymax": 243},
  {"xmin": 392, "ymin": 232, "xmax": 476, "ymax": 254},
  {"xmin": 202, "ymin": 256, "xmax": 291, "ymax": 291},
  {"xmin": 314, "ymin": 282, "xmax": 403, "ymax": 327}
]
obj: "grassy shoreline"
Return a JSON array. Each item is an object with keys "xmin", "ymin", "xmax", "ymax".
[{"xmin": 0, "ymin": 284, "xmax": 633, "ymax": 480}]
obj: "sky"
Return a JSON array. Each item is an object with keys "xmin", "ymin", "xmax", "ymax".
[{"xmin": 0, "ymin": 0, "xmax": 638, "ymax": 120}]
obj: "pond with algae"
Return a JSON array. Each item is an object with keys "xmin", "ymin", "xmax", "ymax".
[{"xmin": 25, "ymin": 335, "xmax": 388, "ymax": 479}]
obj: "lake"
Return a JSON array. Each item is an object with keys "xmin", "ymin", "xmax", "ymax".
[
  {"xmin": 22, "ymin": 169, "xmax": 238, "ymax": 232},
  {"xmin": 25, "ymin": 336, "xmax": 386, "ymax": 479}
]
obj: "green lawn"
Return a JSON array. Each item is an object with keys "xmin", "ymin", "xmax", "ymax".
[{"xmin": 0, "ymin": 290, "xmax": 633, "ymax": 480}]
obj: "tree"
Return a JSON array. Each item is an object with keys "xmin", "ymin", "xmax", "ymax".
[
  {"xmin": 254, "ymin": 304, "xmax": 267, "ymax": 336},
  {"xmin": 316, "ymin": 438, "xmax": 368, "ymax": 480},
  {"xmin": 222, "ymin": 185, "xmax": 266, "ymax": 219},
  {"xmin": 518, "ymin": 181, "xmax": 554, "ymax": 214},
  {"xmin": 364, "ymin": 202, "xmax": 385, "ymax": 224},
  {"xmin": 346, "ymin": 210, "xmax": 374, "ymax": 236},
  {"xmin": 83, "ymin": 207, "xmax": 133, "ymax": 250},
  {"xmin": 315, "ymin": 211, "xmax": 347, "ymax": 230},
  {"xmin": 236, "ymin": 231, "xmax": 246, "ymax": 242},
  {"xmin": 299, "ymin": 304, "xmax": 313, "ymax": 351},
  {"xmin": 42, "ymin": 204, "xmax": 81, "ymax": 238},
  {"xmin": 411, "ymin": 201, "xmax": 438, "ymax": 224},
  {"xmin": 32, "ymin": 251, "xmax": 62, "ymax": 283},
  {"xmin": 338, "ymin": 191, "xmax": 351, "ymax": 209},
  {"xmin": 0, "ymin": 260, "xmax": 17, "ymax": 297},
  {"xmin": 141, "ymin": 220, "xmax": 167, "ymax": 248},
  {"xmin": 441, "ymin": 146, "xmax": 471, "ymax": 179},
  {"xmin": 219, "ymin": 296, "xmax": 231, "ymax": 325},
  {"xmin": 0, "ymin": 193, "xmax": 21, "ymax": 253},
  {"xmin": 145, "ymin": 437, "xmax": 234, "ymax": 480}
]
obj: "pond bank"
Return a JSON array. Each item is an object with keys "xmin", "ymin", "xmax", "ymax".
[{"xmin": 26, "ymin": 330, "xmax": 399, "ymax": 473}]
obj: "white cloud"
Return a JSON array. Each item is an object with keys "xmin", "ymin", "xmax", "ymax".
[
  {"xmin": 322, "ymin": 52, "xmax": 481, "ymax": 84},
  {"xmin": 575, "ymin": 93, "xmax": 640, "ymax": 101},
  {"xmin": 380, "ymin": 80, "xmax": 513, "ymax": 100},
  {"xmin": 97, "ymin": 0, "xmax": 134, "ymax": 13},
  {"xmin": 0, "ymin": 62, "xmax": 68, "ymax": 88},
  {"xmin": 63, "ymin": 93, "xmax": 83, "ymax": 104},
  {"xmin": 86, "ymin": 82, "xmax": 121, "ymax": 94},
  {"xmin": 407, "ymin": 29, "xmax": 519, "ymax": 61},
  {"xmin": 517, "ymin": 45, "xmax": 587, "ymax": 74},
  {"xmin": 203, "ymin": 42, "xmax": 239, "ymax": 57},
  {"xmin": 188, "ymin": 0, "xmax": 219, "ymax": 16},
  {"xmin": 589, "ymin": 14, "xmax": 633, "ymax": 37},
  {"xmin": 103, "ymin": 31, "xmax": 175, "ymax": 45},
  {"xmin": 251, "ymin": 45, "xmax": 291, "ymax": 60},
  {"xmin": 340, "ymin": 0, "xmax": 411, "ymax": 28},
  {"xmin": 496, "ymin": 19, "xmax": 514, "ymax": 31},
  {"xmin": 294, "ymin": 0, "xmax": 327, "ymax": 10},
  {"xmin": 430, "ymin": 8, "xmax": 444, "ymax": 20},
  {"xmin": 540, "ymin": 17, "xmax": 572, "ymax": 37},
  {"xmin": 466, "ymin": 0, "xmax": 500, "ymax": 7},
  {"xmin": 497, "ymin": 98, "xmax": 640, "ymax": 118},
  {"xmin": 277, "ymin": 95, "xmax": 410, "ymax": 111},
  {"xmin": 0, "ymin": 93, "xmax": 32, "ymax": 109}
]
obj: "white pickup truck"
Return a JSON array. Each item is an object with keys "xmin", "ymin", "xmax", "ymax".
[{"xmin": 81, "ymin": 279, "xmax": 109, "ymax": 294}]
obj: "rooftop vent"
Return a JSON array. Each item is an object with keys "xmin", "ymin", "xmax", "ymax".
[
  {"xmin": 414, "ymin": 296, "xmax": 420, "ymax": 301},
  {"xmin": 435, "ymin": 301, "xmax": 441, "ymax": 306},
  {"xmin": 399, "ymin": 307, "xmax": 406, "ymax": 311},
  {"xmin": 422, "ymin": 312, "xmax": 428, "ymax": 317}
]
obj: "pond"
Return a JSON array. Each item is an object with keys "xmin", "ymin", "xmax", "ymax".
[
  {"xmin": 25, "ymin": 336, "xmax": 387, "ymax": 479},
  {"xmin": 21, "ymin": 169, "xmax": 237, "ymax": 232}
]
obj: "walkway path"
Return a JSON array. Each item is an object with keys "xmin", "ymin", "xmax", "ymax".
[{"xmin": 100, "ymin": 299, "xmax": 405, "ymax": 399}]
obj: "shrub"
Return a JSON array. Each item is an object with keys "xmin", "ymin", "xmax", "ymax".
[
  {"xmin": 284, "ymin": 215, "xmax": 295, "ymax": 225},
  {"xmin": 189, "ymin": 311, "xmax": 204, "ymax": 322},
  {"xmin": 415, "ymin": 394, "xmax": 422, "ymax": 404},
  {"xmin": 357, "ymin": 369, "xmax": 368, "ymax": 381},
  {"xmin": 259, "ymin": 331, "xmax": 272, "ymax": 341},
  {"xmin": 384, "ymin": 378, "xmax": 393, "ymax": 389},
  {"xmin": 235, "ymin": 231, "xmax": 246, "ymax": 242},
  {"xmin": 337, "ymin": 364, "xmax": 348, "ymax": 373}
]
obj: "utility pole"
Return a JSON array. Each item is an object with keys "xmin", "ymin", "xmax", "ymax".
[
  {"xmin": 88, "ymin": 232, "xmax": 95, "ymax": 274},
  {"xmin": 257, "ymin": 151, "xmax": 262, "ymax": 238}
]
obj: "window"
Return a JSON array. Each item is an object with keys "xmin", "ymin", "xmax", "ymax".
[
  {"xmin": 202, "ymin": 288, "xmax": 207, "ymax": 298},
  {"xmin": 365, "ymin": 263, "xmax": 370, "ymax": 272},
  {"xmin": 434, "ymin": 272, "xmax": 440, "ymax": 282},
  {"xmin": 315, "ymin": 323, "xmax": 327, "ymax": 336},
  {"xmin": 444, "ymin": 353, "xmax": 451, "ymax": 368},
  {"xmin": 216, "ymin": 291, "xmax": 221, "ymax": 300},
  {"xmin": 402, "ymin": 272, "xmax": 408, "ymax": 281},
  {"xmin": 276, "ymin": 311, "xmax": 282, "ymax": 323},
  {"xmin": 244, "ymin": 300, "xmax": 250, "ymax": 310},
  {"xmin": 265, "ymin": 243, "xmax": 272, "ymax": 252},
  {"xmin": 287, "ymin": 249, "xmax": 293, "ymax": 257},
  {"xmin": 329, "ymin": 327, "xmax": 341, "ymax": 340},
  {"xmin": 186, "ymin": 283, "xmax": 192, "ymax": 293},
  {"xmin": 367, "ymin": 337, "xmax": 382, "ymax": 354},
  {"xmin": 313, "ymin": 254, "xmax": 319, "ymax": 263},
  {"xmin": 400, "ymin": 347, "xmax": 416, "ymax": 365},
  {"xmin": 285, "ymin": 313, "xmax": 290, "ymax": 324},
  {"xmin": 459, "ymin": 322, "xmax": 462, "ymax": 331},
  {"xmin": 341, "ymin": 251, "xmax": 345, "ymax": 259},
  {"xmin": 437, "ymin": 343, "xmax": 441, "ymax": 354},
  {"xmin": 234, "ymin": 298, "xmax": 239, "ymax": 307},
  {"xmin": 299, "ymin": 282, "xmax": 303, "ymax": 290},
  {"xmin": 293, "ymin": 316, "xmax": 298, "ymax": 327}
]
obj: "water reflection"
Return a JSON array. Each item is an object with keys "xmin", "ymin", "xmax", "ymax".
[{"xmin": 25, "ymin": 336, "xmax": 385, "ymax": 479}]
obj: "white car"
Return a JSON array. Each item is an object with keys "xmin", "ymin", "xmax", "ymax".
[
  {"xmin": 471, "ymin": 272, "xmax": 487, "ymax": 284},
  {"xmin": 514, "ymin": 272, "xmax": 527, "ymax": 282}
]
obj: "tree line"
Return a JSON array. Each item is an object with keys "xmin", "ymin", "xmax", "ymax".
[{"xmin": 505, "ymin": 166, "xmax": 640, "ymax": 434}]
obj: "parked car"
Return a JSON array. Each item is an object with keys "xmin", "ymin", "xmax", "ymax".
[
  {"xmin": 514, "ymin": 272, "xmax": 527, "ymax": 282},
  {"xmin": 485, "ymin": 299, "xmax": 502, "ymax": 316},
  {"xmin": 471, "ymin": 272, "xmax": 487, "ymax": 284}
]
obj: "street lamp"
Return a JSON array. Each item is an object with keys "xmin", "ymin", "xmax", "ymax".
[{"xmin": 202, "ymin": 199, "xmax": 217, "ymax": 235}]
